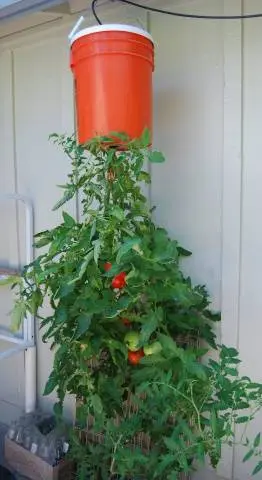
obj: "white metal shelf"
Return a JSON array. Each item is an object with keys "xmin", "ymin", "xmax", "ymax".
[{"xmin": 0, "ymin": 194, "xmax": 35, "ymax": 360}]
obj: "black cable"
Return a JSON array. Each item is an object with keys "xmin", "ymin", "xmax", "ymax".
[
  {"xmin": 92, "ymin": 0, "xmax": 102, "ymax": 25},
  {"xmin": 113, "ymin": 0, "xmax": 262, "ymax": 20}
]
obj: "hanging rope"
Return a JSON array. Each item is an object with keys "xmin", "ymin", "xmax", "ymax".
[{"xmin": 91, "ymin": 0, "xmax": 262, "ymax": 25}]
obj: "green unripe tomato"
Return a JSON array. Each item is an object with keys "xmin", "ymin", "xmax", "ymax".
[
  {"xmin": 143, "ymin": 341, "xmax": 162, "ymax": 356},
  {"xmin": 124, "ymin": 331, "xmax": 140, "ymax": 352}
]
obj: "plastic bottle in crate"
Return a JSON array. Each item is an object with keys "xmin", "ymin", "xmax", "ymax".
[
  {"xmin": 38, "ymin": 438, "xmax": 51, "ymax": 462},
  {"xmin": 29, "ymin": 427, "xmax": 41, "ymax": 455},
  {"xmin": 6, "ymin": 421, "xmax": 18, "ymax": 441},
  {"xmin": 22, "ymin": 426, "xmax": 33, "ymax": 450}
]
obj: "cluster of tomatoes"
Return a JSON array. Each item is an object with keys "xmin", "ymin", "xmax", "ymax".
[
  {"xmin": 104, "ymin": 262, "xmax": 127, "ymax": 289},
  {"xmin": 123, "ymin": 330, "xmax": 162, "ymax": 365},
  {"xmin": 104, "ymin": 262, "xmax": 142, "ymax": 365},
  {"xmin": 104, "ymin": 261, "xmax": 162, "ymax": 365}
]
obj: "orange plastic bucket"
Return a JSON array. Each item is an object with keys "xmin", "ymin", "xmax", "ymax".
[{"xmin": 70, "ymin": 25, "xmax": 154, "ymax": 145}]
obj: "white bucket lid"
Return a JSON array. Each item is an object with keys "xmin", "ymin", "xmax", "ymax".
[{"xmin": 70, "ymin": 24, "xmax": 154, "ymax": 46}]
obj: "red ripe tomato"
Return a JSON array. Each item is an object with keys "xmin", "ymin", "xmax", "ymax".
[
  {"xmin": 121, "ymin": 317, "xmax": 131, "ymax": 326},
  {"xmin": 111, "ymin": 272, "xmax": 126, "ymax": 289},
  {"xmin": 128, "ymin": 349, "xmax": 144, "ymax": 365},
  {"xmin": 104, "ymin": 262, "xmax": 112, "ymax": 272}
]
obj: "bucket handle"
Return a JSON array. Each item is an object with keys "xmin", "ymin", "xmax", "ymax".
[{"xmin": 68, "ymin": 16, "xmax": 85, "ymax": 42}]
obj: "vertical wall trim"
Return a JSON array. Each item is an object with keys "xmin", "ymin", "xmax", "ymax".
[
  {"xmin": 237, "ymin": 0, "xmax": 244, "ymax": 352},
  {"xmin": 232, "ymin": 4, "xmax": 244, "ymax": 478},
  {"xmin": 222, "ymin": 0, "xmax": 243, "ymax": 478},
  {"xmin": 11, "ymin": 49, "xmax": 22, "ymax": 268},
  {"xmin": 73, "ymin": 80, "xmax": 80, "ymax": 222},
  {"xmin": 221, "ymin": 0, "xmax": 243, "ymax": 351},
  {"xmin": 146, "ymin": 10, "xmax": 153, "ymax": 207}
]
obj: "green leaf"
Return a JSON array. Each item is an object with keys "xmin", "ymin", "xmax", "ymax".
[
  {"xmin": 141, "ymin": 128, "xmax": 151, "ymax": 147},
  {"xmin": 30, "ymin": 289, "xmax": 43, "ymax": 315},
  {"xmin": 236, "ymin": 416, "xmax": 250, "ymax": 424},
  {"xmin": 125, "ymin": 269, "xmax": 137, "ymax": 282},
  {"xmin": 93, "ymin": 239, "xmax": 101, "ymax": 264},
  {"xmin": 196, "ymin": 443, "xmax": 206, "ymax": 465},
  {"xmin": 121, "ymin": 227, "xmax": 135, "ymax": 237},
  {"xmin": 90, "ymin": 220, "xmax": 96, "ymax": 240},
  {"xmin": 53, "ymin": 402, "xmax": 63, "ymax": 418},
  {"xmin": 225, "ymin": 368, "xmax": 238, "ymax": 377},
  {"xmin": 228, "ymin": 358, "xmax": 241, "ymax": 365},
  {"xmin": 254, "ymin": 433, "xmax": 261, "ymax": 448},
  {"xmin": 158, "ymin": 334, "xmax": 184, "ymax": 359},
  {"xmin": 139, "ymin": 313, "xmax": 158, "ymax": 346},
  {"xmin": 171, "ymin": 283, "xmax": 198, "ymax": 307},
  {"xmin": 140, "ymin": 353, "xmax": 165, "ymax": 366},
  {"xmin": 97, "ymin": 135, "xmax": 113, "ymax": 143},
  {"xmin": 110, "ymin": 206, "xmax": 125, "ymax": 221},
  {"xmin": 73, "ymin": 249, "xmax": 93, "ymax": 282},
  {"xmin": 246, "ymin": 383, "xmax": 262, "ymax": 390},
  {"xmin": 243, "ymin": 448, "xmax": 255, "ymax": 463},
  {"xmin": 228, "ymin": 347, "xmax": 239, "ymax": 357},
  {"xmin": 167, "ymin": 473, "xmax": 178, "ymax": 480},
  {"xmin": 90, "ymin": 394, "xmax": 103, "ymax": 414},
  {"xmin": 75, "ymin": 314, "xmax": 92, "ymax": 339},
  {"xmin": 237, "ymin": 402, "xmax": 250, "ymax": 410},
  {"xmin": 116, "ymin": 237, "xmax": 141, "ymax": 263},
  {"xmin": 59, "ymin": 282, "xmax": 75, "ymax": 298},
  {"xmin": 54, "ymin": 344, "xmax": 68, "ymax": 365},
  {"xmin": 11, "ymin": 300, "xmax": 27, "ymax": 331},
  {"xmin": 52, "ymin": 189, "xmax": 75, "ymax": 211},
  {"xmin": 154, "ymin": 454, "xmax": 175, "ymax": 477},
  {"xmin": 148, "ymin": 151, "xmax": 165, "ymax": 163},
  {"xmin": 49, "ymin": 133, "xmax": 59, "ymax": 140},
  {"xmin": 34, "ymin": 236, "xmax": 52, "ymax": 248},
  {"xmin": 43, "ymin": 371, "xmax": 57, "ymax": 396},
  {"xmin": 252, "ymin": 461, "xmax": 262, "ymax": 476},
  {"xmin": 211, "ymin": 408, "xmax": 217, "ymax": 434},
  {"xmin": 56, "ymin": 305, "xmax": 67, "ymax": 323},
  {"xmin": 221, "ymin": 346, "xmax": 239, "ymax": 359},
  {"xmin": 187, "ymin": 361, "xmax": 207, "ymax": 381},
  {"xmin": 109, "ymin": 131, "xmax": 130, "ymax": 142},
  {"xmin": 62, "ymin": 211, "xmax": 76, "ymax": 227},
  {"xmin": 34, "ymin": 229, "xmax": 51, "ymax": 239},
  {"xmin": 115, "ymin": 294, "xmax": 132, "ymax": 311},
  {"xmin": 163, "ymin": 436, "xmax": 180, "ymax": 452},
  {"xmin": 177, "ymin": 246, "xmax": 192, "ymax": 257},
  {"xmin": 105, "ymin": 338, "xmax": 127, "ymax": 363},
  {"xmin": 138, "ymin": 171, "xmax": 151, "ymax": 184}
]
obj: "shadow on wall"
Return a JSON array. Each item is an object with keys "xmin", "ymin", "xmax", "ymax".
[{"xmin": 152, "ymin": 87, "xmax": 223, "ymax": 349}]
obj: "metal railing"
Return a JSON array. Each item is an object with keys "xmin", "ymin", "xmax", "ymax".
[{"xmin": 0, "ymin": 194, "xmax": 35, "ymax": 360}]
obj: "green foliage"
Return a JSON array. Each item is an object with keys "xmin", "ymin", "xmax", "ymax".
[{"xmin": 5, "ymin": 132, "xmax": 262, "ymax": 478}]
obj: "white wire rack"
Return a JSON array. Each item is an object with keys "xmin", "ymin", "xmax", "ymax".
[{"xmin": 0, "ymin": 194, "xmax": 35, "ymax": 360}]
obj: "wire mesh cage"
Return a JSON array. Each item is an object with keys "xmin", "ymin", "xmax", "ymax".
[{"xmin": 74, "ymin": 334, "xmax": 200, "ymax": 480}]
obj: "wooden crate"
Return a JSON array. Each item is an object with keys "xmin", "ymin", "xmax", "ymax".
[{"xmin": 5, "ymin": 437, "xmax": 73, "ymax": 480}]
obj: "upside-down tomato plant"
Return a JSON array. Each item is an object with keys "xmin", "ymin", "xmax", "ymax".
[{"xmin": 5, "ymin": 131, "xmax": 262, "ymax": 479}]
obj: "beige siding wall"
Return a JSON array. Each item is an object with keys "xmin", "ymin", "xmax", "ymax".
[
  {"xmin": 151, "ymin": 2, "xmax": 224, "ymax": 478},
  {"xmin": 0, "ymin": 0, "xmax": 262, "ymax": 478}
]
